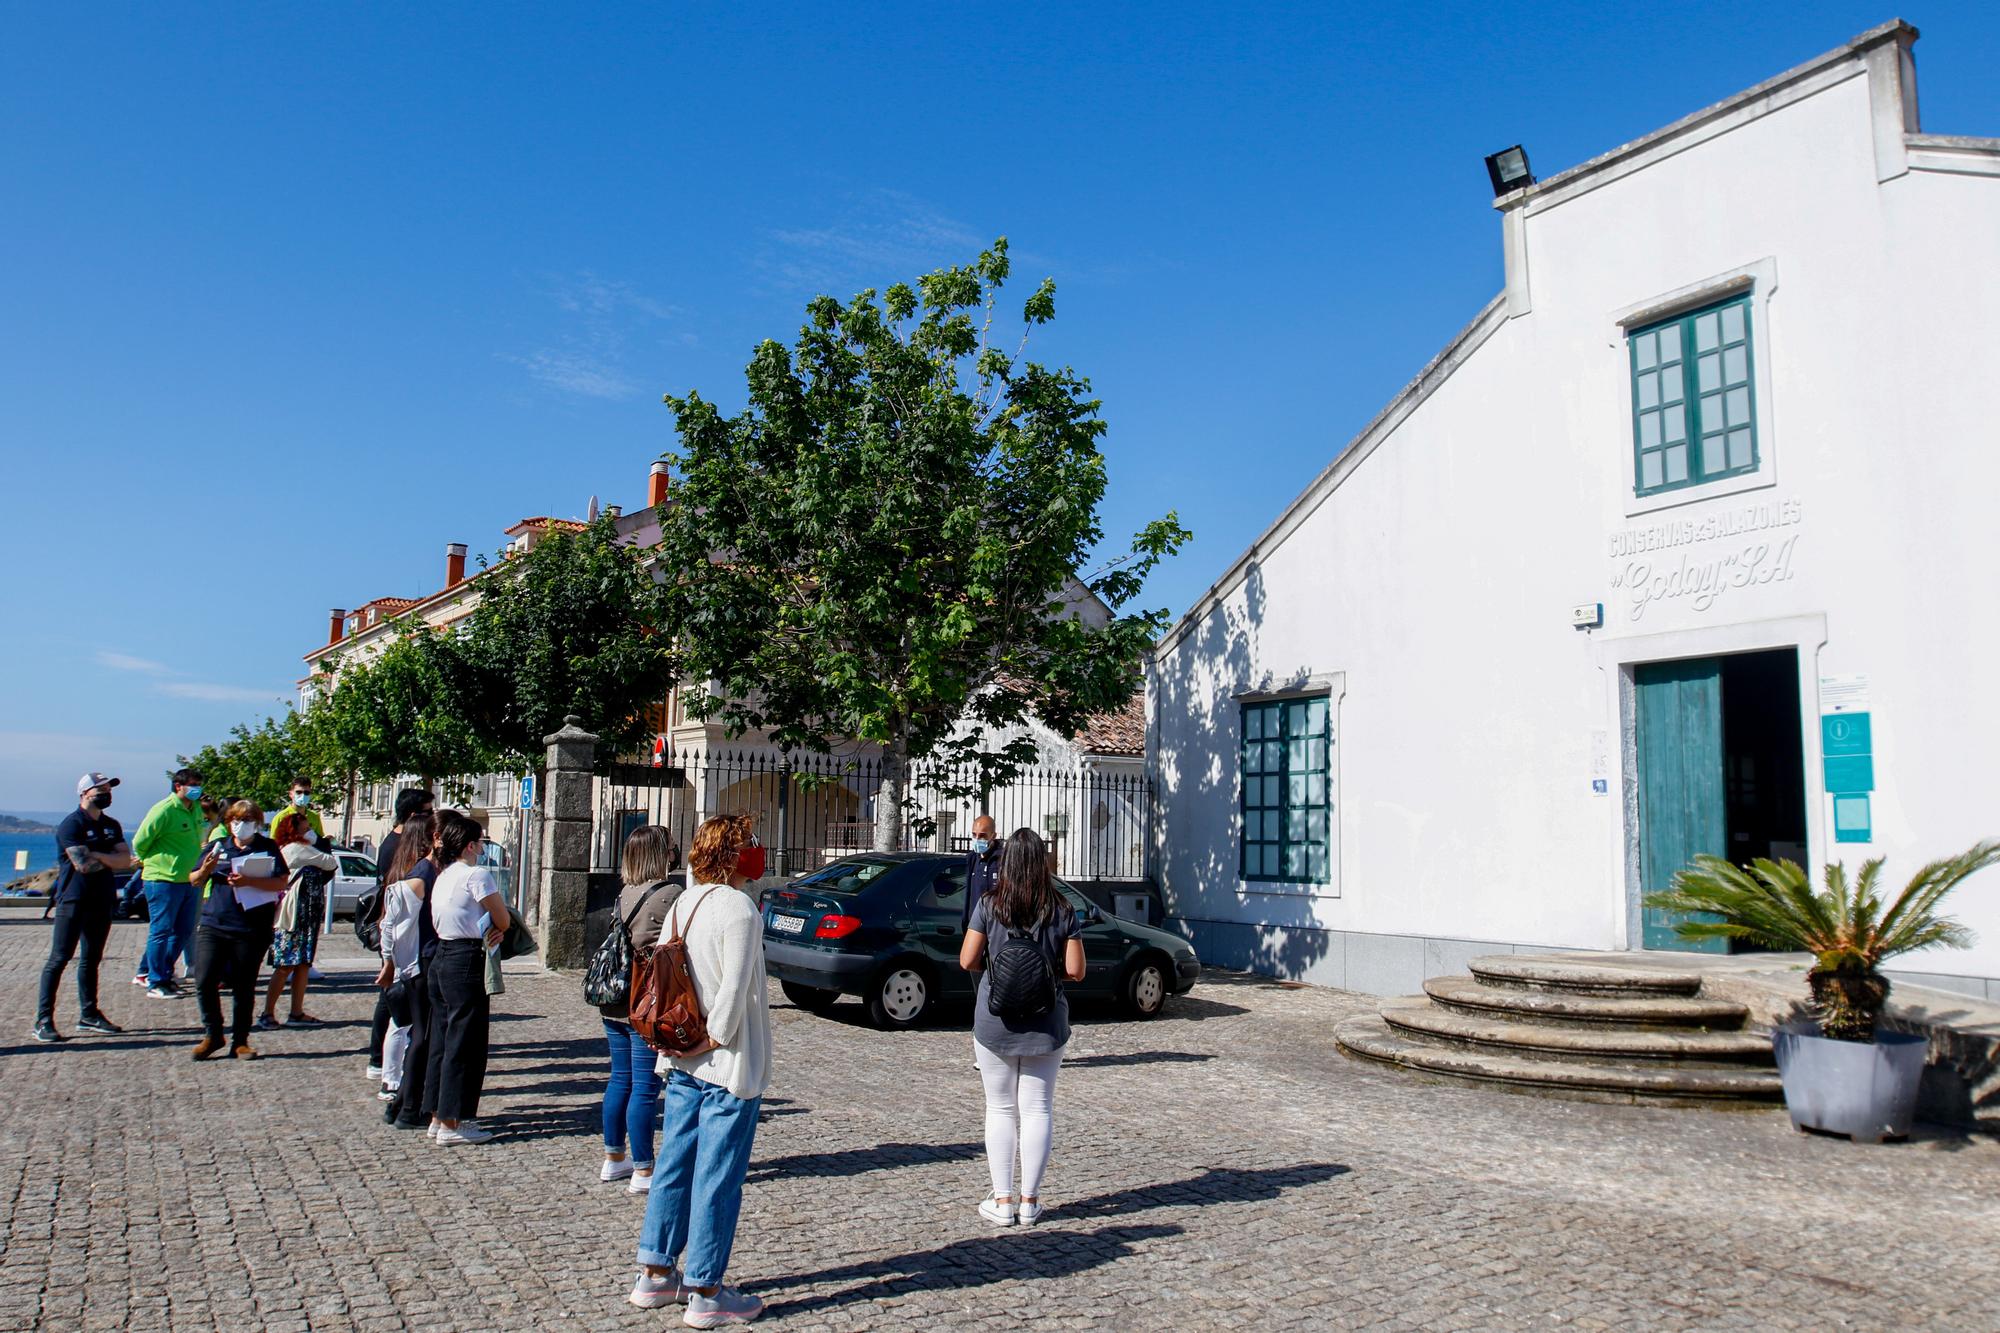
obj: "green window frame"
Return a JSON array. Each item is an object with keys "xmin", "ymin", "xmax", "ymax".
[
  {"xmin": 1239, "ymin": 695, "xmax": 1332, "ymax": 883},
  {"xmin": 1629, "ymin": 294, "xmax": 1757, "ymax": 496}
]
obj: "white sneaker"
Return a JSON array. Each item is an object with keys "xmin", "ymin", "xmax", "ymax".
[
  {"xmin": 377, "ymin": 1088, "xmax": 397, "ymax": 1102},
  {"xmin": 438, "ymin": 1121, "xmax": 493, "ymax": 1145},
  {"xmin": 601, "ymin": 1157, "xmax": 635, "ymax": 1182},
  {"xmin": 627, "ymin": 1169, "xmax": 654, "ymax": 1195},
  {"xmin": 427, "ymin": 1121, "xmax": 442, "ymax": 1140},
  {"xmin": 1018, "ymin": 1200, "xmax": 1044, "ymax": 1226},
  {"xmin": 628, "ymin": 1269, "xmax": 689, "ymax": 1309},
  {"xmin": 131, "ymin": 973, "xmax": 147, "ymax": 986},
  {"xmin": 978, "ymin": 1195, "xmax": 1016, "ymax": 1226},
  {"xmin": 146, "ymin": 985, "xmax": 179, "ymax": 1000},
  {"xmin": 365, "ymin": 1064, "xmax": 383, "ymax": 1081}
]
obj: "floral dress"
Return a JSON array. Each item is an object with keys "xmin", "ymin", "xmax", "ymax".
[{"xmin": 268, "ymin": 845, "xmax": 335, "ymax": 967}]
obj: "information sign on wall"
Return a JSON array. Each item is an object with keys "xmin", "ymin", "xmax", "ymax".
[{"xmin": 1818, "ymin": 675, "xmax": 1873, "ymax": 843}]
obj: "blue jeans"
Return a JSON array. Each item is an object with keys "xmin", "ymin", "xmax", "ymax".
[
  {"xmin": 142, "ymin": 881, "xmax": 200, "ymax": 985},
  {"xmin": 603, "ymin": 1018, "xmax": 664, "ymax": 1167},
  {"xmin": 635, "ymin": 1071, "xmax": 762, "ymax": 1288}
]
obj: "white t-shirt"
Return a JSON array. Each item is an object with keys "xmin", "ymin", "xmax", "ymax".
[{"xmin": 431, "ymin": 861, "xmax": 499, "ymax": 940}]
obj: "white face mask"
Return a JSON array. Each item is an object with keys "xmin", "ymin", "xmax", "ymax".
[{"xmin": 230, "ymin": 820, "xmax": 259, "ymax": 841}]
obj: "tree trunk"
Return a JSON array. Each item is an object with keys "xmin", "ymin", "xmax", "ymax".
[
  {"xmin": 1809, "ymin": 964, "xmax": 1890, "ymax": 1042},
  {"xmin": 874, "ymin": 730, "xmax": 907, "ymax": 853},
  {"xmin": 339, "ymin": 770, "xmax": 357, "ymax": 845}
]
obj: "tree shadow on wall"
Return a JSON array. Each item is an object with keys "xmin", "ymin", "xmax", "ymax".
[{"xmin": 1149, "ymin": 560, "xmax": 1337, "ymax": 984}]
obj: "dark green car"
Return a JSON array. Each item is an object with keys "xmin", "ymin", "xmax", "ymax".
[{"xmin": 761, "ymin": 852, "xmax": 1201, "ymax": 1030}]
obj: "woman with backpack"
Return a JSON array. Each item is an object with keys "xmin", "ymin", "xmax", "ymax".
[
  {"xmin": 628, "ymin": 814, "xmax": 770, "ymax": 1327},
  {"xmin": 257, "ymin": 811, "xmax": 337, "ymax": 1029},
  {"xmin": 597, "ymin": 825, "xmax": 684, "ymax": 1194},
  {"xmin": 958, "ymin": 827, "xmax": 1086, "ymax": 1227},
  {"xmin": 376, "ymin": 812, "xmax": 438, "ymax": 1126}
]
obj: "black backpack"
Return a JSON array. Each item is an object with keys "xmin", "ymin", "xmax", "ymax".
[
  {"xmin": 584, "ymin": 882, "xmax": 666, "ymax": 1011},
  {"xmin": 986, "ymin": 919, "xmax": 1059, "ymax": 1022},
  {"xmin": 353, "ymin": 884, "xmax": 385, "ymax": 952}
]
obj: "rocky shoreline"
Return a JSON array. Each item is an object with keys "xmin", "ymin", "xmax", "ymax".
[{"xmin": 2, "ymin": 868, "xmax": 55, "ymax": 897}]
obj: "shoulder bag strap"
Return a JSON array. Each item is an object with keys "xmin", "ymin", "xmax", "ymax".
[{"xmin": 665, "ymin": 885, "xmax": 717, "ymax": 946}]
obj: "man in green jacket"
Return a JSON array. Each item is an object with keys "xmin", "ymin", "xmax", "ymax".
[{"xmin": 131, "ymin": 768, "xmax": 207, "ymax": 998}]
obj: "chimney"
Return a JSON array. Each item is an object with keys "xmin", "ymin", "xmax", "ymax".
[
  {"xmin": 327, "ymin": 609, "xmax": 346, "ymax": 646},
  {"xmin": 648, "ymin": 460, "xmax": 671, "ymax": 507},
  {"xmin": 603, "ymin": 503, "xmax": 622, "ymax": 520},
  {"xmin": 445, "ymin": 543, "xmax": 467, "ymax": 588}
]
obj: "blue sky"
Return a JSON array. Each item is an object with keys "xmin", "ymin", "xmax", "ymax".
[{"xmin": 2, "ymin": 3, "xmax": 1995, "ymax": 810}]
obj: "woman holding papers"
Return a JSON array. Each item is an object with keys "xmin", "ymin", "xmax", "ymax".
[{"xmin": 188, "ymin": 800, "xmax": 288, "ymax": 1060}]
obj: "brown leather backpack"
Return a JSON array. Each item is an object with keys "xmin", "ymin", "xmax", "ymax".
[{"xmin": 629, "ymin": 888, "xmax": 720, "ymax": 1058}]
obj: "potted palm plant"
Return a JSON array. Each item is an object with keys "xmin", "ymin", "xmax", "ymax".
[{"xmin": 1644, "ymin": 841, "xmax": 1998, "ymax": 1142}]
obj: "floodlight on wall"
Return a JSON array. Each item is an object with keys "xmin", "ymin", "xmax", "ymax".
[{"xmin": 1484, "ymin": 145, "xmax": 1534, "ymax": 197}]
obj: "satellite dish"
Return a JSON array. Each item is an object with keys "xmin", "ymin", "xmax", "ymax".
[{"xmin": 587, "ymin": 494, "xmax": 600, "ymax": 521}]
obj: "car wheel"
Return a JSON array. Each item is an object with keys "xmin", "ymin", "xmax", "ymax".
[
  {"xmin": 866, "ymin": 961, "xmax": 933, "ymax": 1030},
  {"xmin": 1123, "ymin": 956, "xmax": 1169, "ymax": 1018},
  {"xmin": 780, "ymin": 981, "xmax": 841, "ymax": 1013}
]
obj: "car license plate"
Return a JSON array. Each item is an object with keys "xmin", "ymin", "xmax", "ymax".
[{"xmin": 771, "ymin": 913, "xmax": 807, "ymax": 935}]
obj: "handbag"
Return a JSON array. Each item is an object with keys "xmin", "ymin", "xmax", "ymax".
[
  {"xmin": 629, "ymin": 888, "xmax": 719, "ymax": 1058},
  {"xmin": 583, "ymin": 883, "xmax": 660, "ymax": 1008},
  {"xmin": 353, "ymin": 885, "xmax": 384, "ymax": 952}
]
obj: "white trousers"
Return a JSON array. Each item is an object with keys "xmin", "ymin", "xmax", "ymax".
[
  {"xmin": 382, "ymin": 1020, "xmax": 409, "ymax": 1092},
  {"xmin": 973, "ymin": 1041, "xmax": 1062, "ymax": 1200}
]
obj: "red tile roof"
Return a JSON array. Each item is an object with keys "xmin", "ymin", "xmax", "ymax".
[
  {"xmin": 505, "ymin": 516, "xmax": 590, "ymax": 536},
  {"xmin": 1072, "ymin": 689, "xmax": 1146, "ymax": 756}
]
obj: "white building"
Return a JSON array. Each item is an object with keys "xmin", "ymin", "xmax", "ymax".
[{"xmin": 1148, "ymin": 22, "xmax": 2000, "ymax": 1000}]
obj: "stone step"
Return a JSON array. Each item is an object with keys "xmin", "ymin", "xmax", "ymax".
[
  {"xmin": 1468, "ymin": 954, "xmax": 1705, "ymax": 997},
  {"xmin": 1379, "ymin": 996, "xmax": 1774, "ymax": 1066},
  {"xmin": 1424, "ymin": 976, "xmax": 1750, "ymax": 1031},
  {"xmin": 1334, "ymin": 1015, "xmax": 1784, "ymax": 1105}
]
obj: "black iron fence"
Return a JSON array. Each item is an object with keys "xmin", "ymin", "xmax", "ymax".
[{"xmin": 591, "ymin": 748, "xmax": 1151, "ymax": 881}]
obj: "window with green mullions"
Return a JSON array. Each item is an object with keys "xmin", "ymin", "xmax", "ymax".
[
  {"xmin": 1240, "ymin": 695, "xmax": 1331, "ymax": 883},
  {"xmin": 1629, "ymin": 295, "xmax": 1757, "ymax": 495}
]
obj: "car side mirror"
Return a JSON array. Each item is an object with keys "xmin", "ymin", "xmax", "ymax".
[{"xmin": 1082, "ymin": 904, "xmax": 1104, "ymax": 926}]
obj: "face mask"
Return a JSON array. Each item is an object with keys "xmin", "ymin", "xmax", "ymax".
[
  {"xmin": 735, "ymin": 843, "xmax": 767, "ymax": 882},
  {"xmin": 183, "ymin": 785, "xmax": 203, "ymax": 802},
  {"xmin": 230, "ymin": 820, "xmax": 258, "ymax": 841},
  {"xmin": 91, "ymin": 792, "xmax": 113, "ymax": 810},
  {"xmin": 971, "ymin": 838, "xmax": 991, "ymax": 856},
  {"xmin": 292, "ymin": 793, "xmax": 312, "ymax": 808}
]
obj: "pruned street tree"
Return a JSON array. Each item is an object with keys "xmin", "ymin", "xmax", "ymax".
[
  {"xmin": 657, "ymin": 238, "xmax": 1188, "ymax": 851},
  {"xmin": 425, "ymin": 513, "xmax": 683, "ymax": 770}
]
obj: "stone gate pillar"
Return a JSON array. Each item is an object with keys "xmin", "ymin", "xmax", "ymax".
[{"xmin": 538, "ymin": 715, "xmax": 598, "ymax": 969}]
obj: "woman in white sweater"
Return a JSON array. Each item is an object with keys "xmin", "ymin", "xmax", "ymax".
[{"xmin": 629, "ymin": 814, "xmax": 771, "ymax": 1328}]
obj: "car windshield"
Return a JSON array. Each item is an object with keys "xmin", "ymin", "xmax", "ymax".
[{"xmin": 788, "ymin": 855, "xmax": 908, "ymax": 897}]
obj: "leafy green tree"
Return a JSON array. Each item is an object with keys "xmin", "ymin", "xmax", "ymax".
[
  {"xmin": 427, "ymin": 514, "xmax": 682, "ymax": 768},
  {"xmin": 657, "ymin": 238, "xmax": 1187, "ymax": 850},
  {"xmin": 179, "ymin": 716, "xmax": 311, "ymax": 813},
  {"xmin": 309, "ymin": 632, "xmax": 494, "ymax": 807}
]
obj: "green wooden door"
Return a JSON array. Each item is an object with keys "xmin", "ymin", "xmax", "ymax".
[{"xmin": 1636, "ymin": 658, "xmax": 1728, "ymax": 952}]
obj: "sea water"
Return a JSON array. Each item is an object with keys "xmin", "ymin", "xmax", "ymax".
[{"xmin": 2, "ymin": 832, "xmax": 58, "ymax": 880}]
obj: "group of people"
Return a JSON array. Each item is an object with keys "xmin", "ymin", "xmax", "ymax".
[
  {"xmin": 587, "ymin": 810, "xmax": 1081, "ymax": 1327},
  {"xmin": 39, "ymin": 770, "xmax": 1089, "ymax": 1330},
  {"xmin": 34, "ymin": 767, "xmax": 340, "ymax": 1053},
  {"xmin": 363, "ymin": 787, "xmax": 514, "ymax": 1146}
]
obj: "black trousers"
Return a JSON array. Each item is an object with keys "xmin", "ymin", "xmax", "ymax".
[
  {"xmin": 424, "ymin": 940, "xmax": 490, "ymax": 1121},
  {"xmin": 388, "ymin": 969, "xmax": 434, "ymax": 1126},
  {"xmin": 37, "ymin": 901, "xmax": 113, "ymax": 1025},
  {"xmin": 369, "ymin": 989, "xmax": 391, "ymax": 1065},
  {"xmin": 194, "ymin": 914, "xmax": 274, "ymax": 1046}
]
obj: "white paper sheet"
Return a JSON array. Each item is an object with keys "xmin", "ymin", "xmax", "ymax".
[{"xmin": 234, "ymin": 886, "xmax": 283, "ymax": 910}]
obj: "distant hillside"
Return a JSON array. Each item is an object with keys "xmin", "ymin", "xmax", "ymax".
[{"xmin": 0, "ymin": 814, "xmax": 56, "ymax": 835}]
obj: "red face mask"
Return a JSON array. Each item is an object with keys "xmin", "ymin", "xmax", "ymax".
[{"xmin": 735, "ymin": 841, "xmax": 766, "ymax": 882}]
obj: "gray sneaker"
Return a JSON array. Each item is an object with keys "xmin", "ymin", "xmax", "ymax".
[{"xmin": 683, "ymin": 1286, "xmax": 763, "ymax": 1327}]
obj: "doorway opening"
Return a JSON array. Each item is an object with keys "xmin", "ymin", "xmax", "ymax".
[{"xmin": 1635, "ymin": 647, "xmax": 1808, "ymax": 952}]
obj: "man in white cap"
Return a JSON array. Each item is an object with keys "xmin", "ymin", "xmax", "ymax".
[{"xmin": 34, "ymin": 773, "xmax": 138, "ymax": 1042}]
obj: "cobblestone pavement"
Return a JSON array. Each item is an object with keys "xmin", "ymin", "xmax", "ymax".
[{"xmin": 2, "ymin": 911, "xmax": 1998, "ymax": 1331}]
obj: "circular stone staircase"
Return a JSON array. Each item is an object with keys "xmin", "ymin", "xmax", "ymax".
[{"xmin": 1334, "ymin": 955, "xmax": 1782, "ymax": 1105}]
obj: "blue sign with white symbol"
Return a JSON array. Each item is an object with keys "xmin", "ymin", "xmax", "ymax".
[
  {"xmin": 1821, "ymin": 712, "xmax": 1872, "ymax": 757},
  {"xmin": 519, "ymin": 774, "xmax": 536, "ymax": 809}
]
